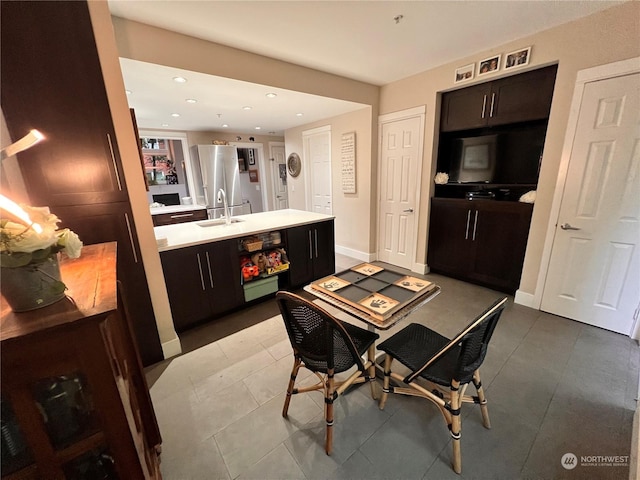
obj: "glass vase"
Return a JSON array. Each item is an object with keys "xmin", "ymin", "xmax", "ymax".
[{"xmin": 1, "ymin": 254, "xmax": 66, "ymax": 312}]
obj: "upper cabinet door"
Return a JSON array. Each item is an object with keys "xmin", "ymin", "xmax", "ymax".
[
  {"xmin": 1, "ymin": 1, "xmax": 128, "ymax": 206},
  {"xmin": 488, "ymin": 65, "xmax": 557, "ymax": 127},
  {"xmin": 440, "ymin": 83, "xmax": 492, "ymax": 132}
]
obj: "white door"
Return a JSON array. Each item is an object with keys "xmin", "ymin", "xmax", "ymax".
[
  {"xmin": 541, "ymin": 72, "xmax": 640, "ymax": 335},
  {"xmin": 377, "ymin": 111, "xmax": 424, "ymax": 270},
  {"xmin": 304, "ymin": 128, "xmax": 332, "ymax": 214},
  {"xmin": 269, "ymin": 143, "xmax": 288, "ymax": 210}
]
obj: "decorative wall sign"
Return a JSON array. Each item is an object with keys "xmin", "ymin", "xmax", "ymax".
[
  {"xmin": 341, "ymin": 131, "xmax": 356, "ymax": 193},
  {"xmin": 248, "ymin": 169, "xmax": 259, "ymax": 183}
]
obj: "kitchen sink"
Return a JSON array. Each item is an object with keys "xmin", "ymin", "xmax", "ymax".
[{"xmin": 196, "ymin": 218, "xmax": 244, "ymax": 227}]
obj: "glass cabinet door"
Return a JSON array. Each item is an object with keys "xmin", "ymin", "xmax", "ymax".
[
  {"xmin": 32, "ymin": 372, "xmax": 99, "ymax": 451},
  {"xmin": 63, "ymin": 448, "xmax": 118, "ymax": 480},
  {"xmin": 1, "ymin": 396, "xmax": 34, "ymax": 476}
]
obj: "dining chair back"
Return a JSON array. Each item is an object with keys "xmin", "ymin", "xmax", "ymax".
[
  {"xmin": 377, "ymin": 296, "xmax": 508, "ymax": 474},
  {"xmin": 275, "ymin": 291, "xmax": 379, "ymax": 455}
]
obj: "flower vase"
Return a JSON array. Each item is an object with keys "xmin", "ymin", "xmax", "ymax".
[{"xmin": 1, "ymin": 254, "xmax": 66, "ymax": 312}]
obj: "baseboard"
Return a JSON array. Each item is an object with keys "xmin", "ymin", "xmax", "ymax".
[
  {"xmin": 514, "ymin": 289, "xmax": 536, "ymax": 308},
  {"xmin": 413, "ymin": 262, "xmax": 429, "ymax": 275},
  {"xmin": 632, "ymin": 401, "xmax": 639, "ymax": 480},
  {"xmin": 335, "ymin": 245, "xmax": 375, "ymax": 262},
  {"xmin": 161, "ymin": 336, "xmax": 182, "ymax": 359}
]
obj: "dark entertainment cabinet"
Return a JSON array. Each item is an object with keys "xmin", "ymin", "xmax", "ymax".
[{"xmin": 429, "ymin": 65, "xmax": 557, "ymax": 293}]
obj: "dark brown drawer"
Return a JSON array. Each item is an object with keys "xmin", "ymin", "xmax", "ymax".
[{"xmin": 152, "ymin": 209, "xmax": 207, "ymax": 226}]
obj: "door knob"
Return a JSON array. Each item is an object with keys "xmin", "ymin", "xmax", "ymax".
[
  {"xmin": 403, "ymin": 208, "xmax": 414, "ymax": 213},
  {"xmin": 560, "ymin": 223, "xmax": 580, "ymax": 230}
]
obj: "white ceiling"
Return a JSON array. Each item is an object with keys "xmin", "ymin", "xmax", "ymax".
[{"xmin": 109, "ymin": 0, "xmax": 622, "ymax": 135}]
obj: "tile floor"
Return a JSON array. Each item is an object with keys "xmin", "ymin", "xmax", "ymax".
[{"xmin": 145, "ymin": 254, "xmax": 639, "ymax": 479}]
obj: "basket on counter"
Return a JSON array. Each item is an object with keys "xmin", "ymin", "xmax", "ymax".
[{"xmin": 242, "ymin": 237, "xmax": 263, "ymax": 252}]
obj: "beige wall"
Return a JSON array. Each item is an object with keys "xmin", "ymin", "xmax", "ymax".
[
  {"xmin": 284, "ymin": 107, "xmax": 377, "ymax": 257},
  {"xmin": 379, "ymin": 1, "xmax": 640, "ymax": 295}
]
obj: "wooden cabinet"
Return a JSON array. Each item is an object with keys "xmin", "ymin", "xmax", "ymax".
[
  {"xmin": 440, "ymin": 65, "xmax": 557, "ymax": 132},
  {"xmin": 0, "ymin": 243, "xmax": 161, "ymax": 479},
  {"xmin": 1, "ymin": 1, "xmax": 163, "ymax": 365},
  {"xmin": 160, "ymin": 239, "xmax": 244, "ymax": 332},
  {"xmin": 287, "ymin": 220, "xmax": 336, "ymax": 287},
  {"xmin": 427, "ymin": 198, "xmax": 533, "ymax": 293},
  {"xmin": 152, "ymin": 209, "xmax": 208, "ymax": 227}
]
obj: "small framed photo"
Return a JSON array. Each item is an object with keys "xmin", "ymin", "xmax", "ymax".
[
  {"xmin": 248, "ymin": 157, "xmax": 255, "ymax": 166},
  {"xmin": 454, "ymin": 63, "xmax": 475, "ymax": 83},
  {"xmin": 504, "ymin": 46, "xmax": 531, "ymax": 70},
  {"xmin": 478, "ymin": 55, "xmax": 501, "ymax": 76},
  {"xmin": 248, "ymin": 169, "xmax": 259, "ymax": 183}
]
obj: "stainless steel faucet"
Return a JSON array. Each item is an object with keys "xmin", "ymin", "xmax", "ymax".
[{"xmin": 217, "ymin": 188, "xmax": 231, "ymax": 225}]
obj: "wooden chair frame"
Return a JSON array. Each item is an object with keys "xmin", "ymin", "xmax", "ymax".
[
  {"xmin": 276, "ymin": 291, "xmax": 379, "ymax": 455},
  {"xmin": 378, "ymin": 297, "xmax": 507, "ymax": 474}
]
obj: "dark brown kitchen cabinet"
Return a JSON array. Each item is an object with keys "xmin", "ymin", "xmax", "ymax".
[
  {"xmin": 287, "ymin": 220, "xmax": 336, "ymax": 287},
  {"xmin": 427, "ymin": 198, "xmax": 533, "ymax": 293},
  {"xmin": 440, "ymin": 65, "xmax": 557, "ymax": 132},
  {"xmin": 1, "ymin": 1, "xmax": 163, "ymax": 365},
  {"xmin": 0, "ymin": 243, "xmax": 161, "ymax": 480},
  {"xmin": 160, "ymin": 239, "xmax": 244, "ymax": 332},
  {"xmin": 152, "ymin": 209, "xmax": 208, "ymax": 226}
]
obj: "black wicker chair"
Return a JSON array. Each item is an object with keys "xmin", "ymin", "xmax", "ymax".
[
  {"xmin": 377, "ymin": 296, "xmax": 508, "ymax": 474},
  {"xmin": 275, "ymin": 291, "xmax": 379, "ymax": 455}
]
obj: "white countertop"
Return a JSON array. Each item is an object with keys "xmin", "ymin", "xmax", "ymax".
[
  {"xmin": 150, "ymin": 204, "xmax": 207, "ymax": 215},
  {"xmin": 154, "ymin": 209, "xmax": 334, "ymax": 252}
]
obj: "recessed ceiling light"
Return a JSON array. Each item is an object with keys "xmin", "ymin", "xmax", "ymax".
[
  {"xmin": 268, "ymin": 131, "xmax": 276, "ymax": 135},
  {"xmin": 265, "ymin": 93, "xmax": 277, "ymax": 98},
  {"xmin": 255, "ymin": 127, "xmax": 261, "ymax": 130},
  {"xmin": 296, "ymin": 113, "xmax": 304, "ymax": 117},
  {"xmin": 161, "ymin": 123, "xmax": 169, "ymax": 127},
  {"xmin": 125, "ymin": 90, "xmax": 132, "ymax": 95},
  {"xmin": 185, "ymin": 98, "xmax": 197, "ymax": 103},
  {"xmin": 222, "ymin": 124, "xmax": 229, "ymax": 128},
  {"xmin": 172, "ymin": 76, "xmax": 187, "ymax": 83},
  {"xmin": 242, "ymin": 106, "xmax": 252, "ymax": 110},
  {"xmin": 171, "ymin": 113, "xmax": 180, "ymax": 117}
]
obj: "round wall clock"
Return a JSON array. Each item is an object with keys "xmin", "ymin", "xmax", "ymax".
[{"xmin": 287, "ymin": 152, "xmax": 301, "ymax": 177}]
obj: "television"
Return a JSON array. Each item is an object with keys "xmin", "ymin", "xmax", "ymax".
[{"xmin": 448, "ymin": 134, "xmax": 498, "ymax": 183}]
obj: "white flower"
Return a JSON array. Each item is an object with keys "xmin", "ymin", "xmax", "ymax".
[
  {"xmin": 0, "ymin": 203, "xmax": 83, "ymax": 267},
  {"xmin": 57, "ymin": 229, "xmax": 83, "ymax": 258},
  {"xmin": 434, "ymin": 172, "xmax": 449, "ymax": 185}
]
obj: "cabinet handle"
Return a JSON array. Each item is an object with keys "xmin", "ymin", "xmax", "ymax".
[
  {"xmin": 465, "ymin": 210, "xmax": 471, "ymax": 240},
  {"xmin": 205, "ymin": 251, "xmax": 214, "ymax": 288},
  {"xmin": 106, "ymin": 133, "xmax": 123, "ymax": 191},
  {"xmin": 124, "ymin": 213, "xmax": 138, "ymax": 263},
  {"xmin": 472, "ymin": 211, "xmax": 479, "ymax": 241},
  {"xmin": 308, "ymin": 230, "xmax": 313, "ymax": 260},
  {"xmin": 170, "ymin": 213, "xmax": 194, "ymax": 219},
  {"xmin": 489, "ymin": 93, "xmax": 496, "ymax": 118},
  {"xmin": 481, "ymin": 95, "xmax": 487, "ymax": 119},
  {"xmin": 314, "ymin": 229, "xmax": 318, "ymax": 258},
  {"xmin": 196, "ymin": 253, "xmax": 206, "ymax": 290}
]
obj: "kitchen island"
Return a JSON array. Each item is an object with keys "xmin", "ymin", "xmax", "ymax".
[{"xmin": 155, "ymin": 209, "xmax": 335, "ymax": 331}]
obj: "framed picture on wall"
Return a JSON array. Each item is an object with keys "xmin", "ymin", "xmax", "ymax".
[
  {"xmin": 454, "ymin": 63, "xmax": 475, "ymax": 83},
  {"xmin": 478, "ymin": 55, "xmax": 501, "ymax": 76},
  {"xmin": 504, "ymin": 46, "xmax": 531, "ymax": 70},
  {"xmin": 249, "ymin": 169, "xmax": 259, "ymax": 183}
]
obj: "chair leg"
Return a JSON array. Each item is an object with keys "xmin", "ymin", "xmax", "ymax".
[
  {"xmin": 450, "ymin": 380, "xmax": 462, "ymax": 474},
  {"xmin": 325, "ymin": 368, "xmax": 335, "ymax": 455},
  {"xmin": 282, "ymin": 356, "xmax": 302, "ymax": 418},
  {"xmin": 379, "ymin": 354, "xmax": 393, "ymax": 410},
  {"xmin": 367, "ymin": 344, "xmax": 378, "ymax": 400},
  {"xmin": 473, "ymin": 370, "xmax": 491, "ymax": 429}
]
